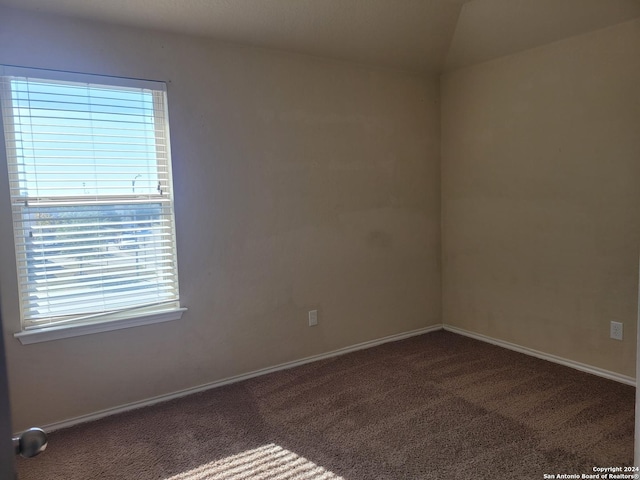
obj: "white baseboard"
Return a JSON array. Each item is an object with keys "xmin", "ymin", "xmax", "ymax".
[
  {"xmin": 39, "ymin": 324, "xmax": 443, "ymax": 433},
  {"xmin": 32, "ymin": 322, "xmax": 633, "ymax": 434},
  {"xmin": 443, "ymin": 325, "xmax": 636, "ymax": 387}
]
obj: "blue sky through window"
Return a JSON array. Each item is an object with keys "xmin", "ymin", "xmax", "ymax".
[{"xmin": 10, "ymin": 78, "xmax": 161, "ymax": 198}]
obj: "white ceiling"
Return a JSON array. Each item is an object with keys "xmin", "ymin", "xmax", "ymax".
[{"xmin": 0, "ymin": 0, "xmax": 639, "ymax": 73}]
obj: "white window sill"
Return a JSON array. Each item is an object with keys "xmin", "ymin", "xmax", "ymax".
[{"xmin": 14, "ymin": 308, "xmax": 187, "ymax": 345}]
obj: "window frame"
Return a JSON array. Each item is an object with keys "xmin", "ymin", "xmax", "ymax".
[{"xmin": 0, "ymin": 65, "xmax": 186, "ymax": 344}]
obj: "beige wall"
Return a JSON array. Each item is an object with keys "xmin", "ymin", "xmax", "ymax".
[
  {"xmin": 0, "ymin": 7, "xmax": 441, "ymax": 431},
  {"xmin": 442, "ymin": 19, "xmax": 640, "ymax": 377}
]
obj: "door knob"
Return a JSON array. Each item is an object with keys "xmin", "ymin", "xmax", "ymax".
[{"xmin": 13, "ymin": 427, "xmax": 47, "ymax": 458}]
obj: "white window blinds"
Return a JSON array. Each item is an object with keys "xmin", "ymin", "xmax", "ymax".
[{"xmin": 0, "ymin": 66, "xmax": 181, "ymax": 330}]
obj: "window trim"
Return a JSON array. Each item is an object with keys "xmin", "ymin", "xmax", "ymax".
[
  {"xmin": 14, "ymin": 307, "xmax": 187, "ymax": 344},
  {"xmin": 0, "ymin": 65, "xmax": 186, "ymax": 343}
]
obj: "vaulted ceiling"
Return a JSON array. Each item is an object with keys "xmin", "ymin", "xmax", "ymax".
[{"xmin": 0, "ymin": 0, "xmax": 639, "ymax": 73}]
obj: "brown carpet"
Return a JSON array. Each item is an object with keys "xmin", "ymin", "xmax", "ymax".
[{"xmin": 16, "ymin": 331, "xmax": 635, "ymax": 479}]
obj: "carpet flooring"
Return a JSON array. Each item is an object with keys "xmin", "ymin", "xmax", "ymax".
[{"xmin": 16, "ymin": 331, "xmax": 635, "ymax": 479}]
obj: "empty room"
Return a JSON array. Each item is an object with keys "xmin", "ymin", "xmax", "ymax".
[{"xmin": 0, "ymin": 0, "xmax": 639, "ymax": 478}]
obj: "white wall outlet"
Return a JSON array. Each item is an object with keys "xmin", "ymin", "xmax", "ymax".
[
  {"xmin": 308, "ymin": 310, "xmax": 318, "ymax": 327},
  {"xmin": 610, "ymin": 321, "xmax": 623, "ymax": 341}
]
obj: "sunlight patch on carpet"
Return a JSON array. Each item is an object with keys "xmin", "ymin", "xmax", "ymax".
[{"xmin": 164, "ymin": 443, "xmax": 345, "ymax": 480}]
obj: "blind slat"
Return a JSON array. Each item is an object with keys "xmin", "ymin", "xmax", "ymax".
[
  {"xmin": 25, "ymin": 273, "xmax": 176, "ymax": 294},
  {"xmin": 24, "ymin": 289, "xmax": 178, "ymax": 321},
  {"xmin": 18, "ymin": 246, "xmax": 172, "ymax": 260},
  {"xmin": 23, "ymin": 252, "xmax": 175, "ymax": 270}
]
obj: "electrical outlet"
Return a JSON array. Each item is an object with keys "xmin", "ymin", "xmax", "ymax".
[
  {"xmin": 308, "ymin": 310, "xmax": 318, "ymax": 327},
  {"xmin": 610, "ymin": 321, "xmax": 623, "ymax": 341}
]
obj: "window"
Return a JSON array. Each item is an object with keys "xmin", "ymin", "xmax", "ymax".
[{"xmin": 0, "ymin": 66, "xmax": 185, "ymax": 344}]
